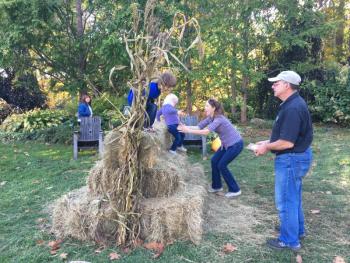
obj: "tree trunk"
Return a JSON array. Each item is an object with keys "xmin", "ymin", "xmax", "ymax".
[
  {"xmin": 230, "ymin": 40, "xmax": 237, "ymax": 118},
  {"xmin": 240, "ymin": 74, "xmax": 249, "ymax": 123},
  {"xmin": 335, "ymin": 0, "xmax": 345, "ymax": 60},
  {"xmin": 230, "ymin": 69, "xmax": 237, "ymax": 118},
  {"xmin": 76, "ymin": 0, "xmax": 86, "ymax": 92}
]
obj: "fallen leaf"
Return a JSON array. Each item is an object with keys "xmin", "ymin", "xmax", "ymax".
[
  {"xmin": 36, "ymin": 240, "xmax": 45, "ymax": 246},
  {"xmin": 0, "ymin": 181, "xmax": 7, "ymax": 186},
  {"xmin": 59, "ymin": 253, "xmax": 68, "ymax": 259},
  {"xmin": 50, "ymin": 249, "xmax": 58, "ymax": 255},
  {"xmin": 333, "ymin": 256, "xmax": 346, "ymax": 263},
  {"xmin": 144, "ymin": 241, "xmax": 164, "ymax": 253},
  {"xmin": 109, "ymin": 252, "xmax": 121, "ymax": 260},
  {"xmin": 222, "ymin": 243, "xmax": 237, "ymax": 254},
  {"xmin": 310, "ymin": 209, "xmax": 320, "ymax": 214},
  {"xmin": 296, "ymin": 254, "xmax": 302, "ymax": 263},
  {"xmin": 326, "ymin": 191, "xmax": 332, "ymax": 195},
  {"xmin": 48, "ymin": 239, "xmax": 63, "ymax": 250}
]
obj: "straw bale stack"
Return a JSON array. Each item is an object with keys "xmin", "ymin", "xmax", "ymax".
[{"xmin": 51, "ymin": 121, "xmax": 207, "ymax": 245}]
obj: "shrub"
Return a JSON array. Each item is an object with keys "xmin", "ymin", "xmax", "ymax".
[
  {"xmin": 307, "ymin": 65, "xmax": 350, "ymax": 126},
  {"xmin": 0, "ymin": 98, "xmax": 12, "ymax": 124},
  {"xmin": 0, "ymin": 70, "xmax": 46, "ymax": 110},
  {"xmin": 0, "ymin": 123, "xmax": 73, "ymax": 144},
  {"xmin": 0, "ymin": 109, "xmax": 70, "ymax": 133}
]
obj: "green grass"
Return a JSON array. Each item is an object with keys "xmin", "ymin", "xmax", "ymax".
[{"xmin": 0, "ymin": 125, "xmax": 349, "ymax": 262}]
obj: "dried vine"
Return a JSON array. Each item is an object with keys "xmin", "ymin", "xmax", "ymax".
[{"xmin": 105, "ymin": 1, "xmax": 203, "ymax": 246}]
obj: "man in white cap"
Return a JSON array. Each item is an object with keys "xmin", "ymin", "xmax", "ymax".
[{"xmin": 254, "ymin": 70, "xmax": 313, "ymax": 251}]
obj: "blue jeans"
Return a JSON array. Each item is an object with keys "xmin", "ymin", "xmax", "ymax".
[
  {"xmin": 211, "ymin": 140, "xmax": 243, "ymax": 192},
  {"xmin": 167, "ymin": 124, "xmax": 185, "ymax": 151},
  {"xmin": 144, "ymin": 101, "xmax": 157, "ymax": 128},
  {"xmin": 274, "ymin": 147, "xmax": 313, "ymax": 246}
]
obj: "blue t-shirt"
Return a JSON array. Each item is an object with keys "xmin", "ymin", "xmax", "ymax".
[{"xmin": 127, "ymin": 82, "xmax": 160, "ymax": 106}]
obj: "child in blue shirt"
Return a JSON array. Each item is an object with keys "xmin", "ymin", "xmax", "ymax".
[{"xmin": 127, "ymin": 71, "xmax": 177, "ymax": 130}]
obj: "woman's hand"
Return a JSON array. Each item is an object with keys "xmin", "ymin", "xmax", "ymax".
[{"xmin": 177, "ymin": 124, "xmax": 189, "ymax": 133}]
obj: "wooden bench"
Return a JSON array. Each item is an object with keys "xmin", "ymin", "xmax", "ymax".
[
  {"xmin": 73, "ymin": 116, "xmax": 103, "ymax": 160},
  {"xmin": 180, "ymin": 115, "xmax": 207, "ymax": 158}
]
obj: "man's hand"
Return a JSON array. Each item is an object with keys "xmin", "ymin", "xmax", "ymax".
[{"xmin": 254, "ymin": 141, "xmax": 269, "ymax": 156}]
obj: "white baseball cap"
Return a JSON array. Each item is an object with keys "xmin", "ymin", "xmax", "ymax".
[{"xmin": 268, "ymin": 71, "xmax": 301, "ymax": 85}]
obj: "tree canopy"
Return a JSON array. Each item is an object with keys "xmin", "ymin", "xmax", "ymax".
[{"xmin": 1, "ymin": 0, "xmax": 349, "ymax": 125}]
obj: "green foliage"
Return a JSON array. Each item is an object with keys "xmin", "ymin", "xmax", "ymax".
[
  {"xmin": 0, "ymin": 108, "xmax": 70, "ymax": 133},
  {"xmin": 307, "ymin": 66, "xmax": 350, "ymax": 126},
  {"xmin": 90, "ymin": 93, "xmax": 126, "ymax": 129},
  {"xmin": 0, "ymin": 98, "xmax": 12, "ymax": 124}
]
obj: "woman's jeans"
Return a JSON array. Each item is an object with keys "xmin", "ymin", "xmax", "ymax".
[
  {"xmin": 274, "ymin": 147, "xmax": 313, "ymax": 246},
  {"xmin": 211, "ymin": 140, "xmax": 243, "ymax": 192},
  {"xmin": 167, "ymin": 124, "xmax": 185, "ymax": 151}
]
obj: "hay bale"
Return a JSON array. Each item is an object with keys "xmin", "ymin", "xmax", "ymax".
[
  {"xmin": 102, "ymin": 128, "xmax": 161, "ymax": 171},
  {"xmin": 52, "ymin": 123, "xmax": 207, "ymax": 245},
  {"xmin": 153, "ymin": 121, "xmax": 172, "ymax": 150},
  {"xmin": 140, "ymin": 184, "xmax": 206, "ymax": 245},
  {"xmin": 51, "ymin": 187, "xmax": 118, "ymax": 243}
]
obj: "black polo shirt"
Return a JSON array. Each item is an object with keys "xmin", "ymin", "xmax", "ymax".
[{"xmin": 270, "ymin": 92, "xmax": 313, "ymax": 155}]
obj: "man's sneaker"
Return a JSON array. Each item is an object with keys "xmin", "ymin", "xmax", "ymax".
[
  {"xmin": 225, "ymin": 190, "xmax": 242, "ymax": 198},
  {"xmin": 169, "ymin": 150, "xmax": 177, "ymax": 155},
  {"xmin": 177, "ymin": 146, "xmax": 187, "ymax": 153},
  {"xmin": 274, "ymin": 225, "xmax": 306, "ymax": 239},
  {"xmin": 208, "ymin": 187, "xmax": 223, "ymax": 193},
  {"xmin": 266, "ymin": 238, "xmax": 301, "ymax": 252}
]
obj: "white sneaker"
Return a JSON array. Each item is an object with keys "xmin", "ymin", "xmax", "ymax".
[
  {"xmin": 225, "ymin": 190, "xmax": 241, "ymax": 198},
  {"xmin": 177, "ymin": 146, "xmax": 187, "ymax": 153},
  {"xmin": 208, "ymin": 187, "xmax": 223, "ymax": 193},
  {"xmin": 169, "ymin": 150, "xmax": 177, "ymax": 155}
]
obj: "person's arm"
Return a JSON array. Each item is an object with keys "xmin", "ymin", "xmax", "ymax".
[
  {"xmin": 178, "ymin": 124, "xmax": 210, "ymax": 136},
  {"xmin": 156, "ymin": 108, "xmax": 163, "ymax": 122},
  {"xmin": 255, "ymin": 139, "xmax": 294, "ymax": 156}
]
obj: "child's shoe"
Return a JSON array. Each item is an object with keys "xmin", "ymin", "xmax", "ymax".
[{"xmin": 177, "ymin": 146, "xmax": 187, "ymax": 153}]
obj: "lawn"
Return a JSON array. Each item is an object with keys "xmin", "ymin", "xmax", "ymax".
[{"xmin": 0, "ymin": 125, "xmax": 349, "ymax": 263}]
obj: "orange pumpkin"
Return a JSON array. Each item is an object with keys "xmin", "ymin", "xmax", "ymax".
[{"xmin": 211, "ymin": 137, "xmax": 221, "ymax": 152}]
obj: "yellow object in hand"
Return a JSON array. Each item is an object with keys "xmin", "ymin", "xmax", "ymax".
[{"xmin": 211, "ymin": 137, "xmax": 221, "ymax": 152}]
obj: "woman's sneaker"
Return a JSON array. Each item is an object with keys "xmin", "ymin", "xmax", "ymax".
[
  {"xmin": 225, "ymin": 190, "xmax": 241, "ymax": 198},
  {"xmin": 208, "ymin": 187, "xmax": 223, "ymax": 193},
  {"xmin": 177, "ymin": 146, "xmax": 187, "ymax": 153}
]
